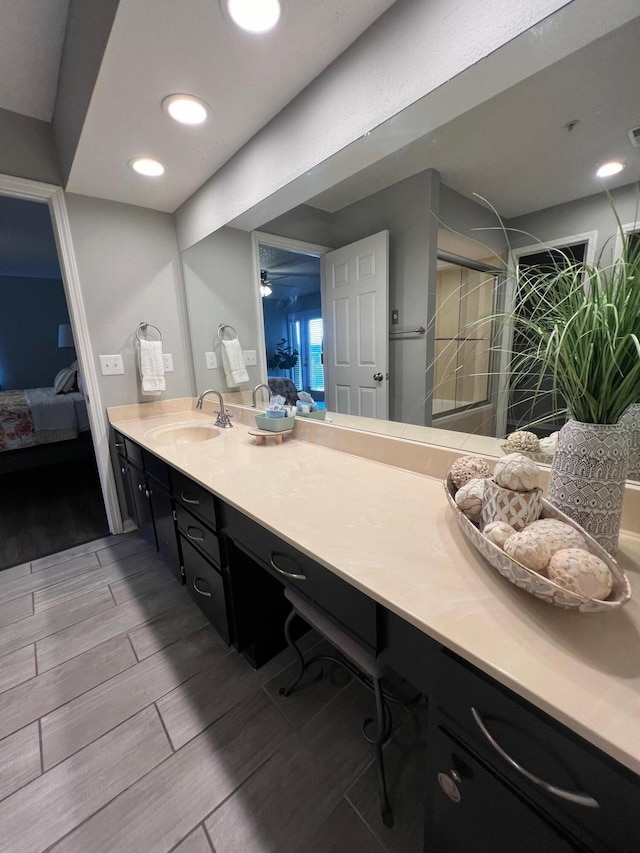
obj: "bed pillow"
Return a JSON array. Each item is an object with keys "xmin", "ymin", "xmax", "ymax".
[{"xmin": 53, "ymin": 367, "xmax": 77, "ymax": 394}]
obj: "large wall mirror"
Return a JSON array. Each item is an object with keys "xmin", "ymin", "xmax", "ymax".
[{"xmin": 181, "ymin": 16, "xmax": 640, "ymax": 480}]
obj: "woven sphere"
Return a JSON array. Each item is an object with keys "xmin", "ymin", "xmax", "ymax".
[
  {"xmin": 449, "ymin": 455, "xmax": 492, "ymax": 488},
  {"xmin": 503, "ymin": 529, "xmax": 552, "ymax": 573},
  {"xmin": 523, "ymin": 519, "xmax": 587, "ymax": 556},
  {"xmin": 454, "ymin": 477, "xmax": 486, "ymax": 522},
  {"xmin": 547, "ymin": 548, "xmax": 613, "ymax": 600},
  {"xmin": 494, "ymin": 452, "xmax": 539, "ymax": 492},
  {"xmin": 505, "ymin": 430, "xmax": 540, "ymax": 452},
  {"xmin": 483, "ymin": 520, "xmax": 516, "ymax": 549}
]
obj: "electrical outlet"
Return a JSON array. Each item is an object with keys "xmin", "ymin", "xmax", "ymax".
[
  {"xmin": 243, "ymin": 349, "xmax": 257, "ymax": 366},
  {"xmin": 99, "ymin": 354, "xmax": 124, "ymax": 375},
  {"xmin": 162, "ymin": 353, "xmax": 174, "ymax": 372},
  {"xmin": 205, "ymin": 352, "xmax": 217, "ymax": 369}
]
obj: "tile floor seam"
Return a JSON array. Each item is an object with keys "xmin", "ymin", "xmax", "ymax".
[
  {"xmin": 37, "ymin": 717, "xmax": 44, "ymax": 777},
  {"xmin": 201, "ymin": 820, "xmax": 216, "ymax": 852},
  {"xmin": 0, "ymin": 720, "xmax": 45, "ymax": 806},
  {"xmin": 343, "ymin": 788, "xmax": 393, "ymax": 853},
  {"xmin": 42, "ymin": 696, "xmax": 169, "ymax": 774},
  {"xmin": 154, "ymin": 701, "xmax": 176, "ymax": 753}
]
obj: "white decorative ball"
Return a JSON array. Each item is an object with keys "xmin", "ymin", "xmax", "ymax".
[
  {"xmin": 483, "ymin": 521, "xmax": 516, "ymax": 549},
  {"xmin": 503, "ymin": 529, "xmax": 552, "ymax": 573},
  {"xmin": 505, "ymin": 430, "xmax": 540, "ymax": 452},
  {"xmin": 538, "ymin": 432, "xmax": 559, "ymax": 455},
  {"xmin": 454, "ymin": 477, "xmax": 486, "ymax": 522},
  {"xmin": 449, "ymin": 455, "xmax": 493, "ymax": 488},
  {"xmin": 493, "ymin": 452, "xmax": 539, "ymax": 492},
  {"xmin": 523, "ymin": 519, "xmax": 587, "ymax": 556},
  {"xmin": 547, "ymin": 548, "xmax": 613, "ymax": 600}
]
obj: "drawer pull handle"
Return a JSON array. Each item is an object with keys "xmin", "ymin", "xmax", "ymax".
[
  {"xmin": 193, "ymin": 578, "xmax": 212, "ymax": 597},
  {"xmin": 471, "ymin": 707, "xmax": 599, "ymax": 809},
  {"xmin": 186, "ymin": 527, "xmax": 205, "ymax": 543},
  {"xmin": 181, "ymin": 491, "xmax": 200, "ymax": 505},
  {"xmin": 269, "ymin": 552, "xmax": 306, "ymax": 581}
]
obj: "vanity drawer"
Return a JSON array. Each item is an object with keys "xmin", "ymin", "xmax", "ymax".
[
  {"xmin": 143, "ymin": 449, "xmax": 171, "ymax": 490},
  {"xmin": 175, "ymin": 503, "xmax": 221, "ymax": 568},
  {"xmin": 172, "ymin": 469, "xmax": 218, "ymax": 530},
  {"xmin": 180, "ymin": 537, "xmax": 230, "ymax": 645},
  {"xmin": 437, "ymin": 649, "xmax": 640, "ymax": 853},
  {"xmin": 225, "ymin": 505, "xmax": 379, "ymax": 654},
  {"xmin": 124, "ymin": 437, "xmax": 144, "ymax": 469}
]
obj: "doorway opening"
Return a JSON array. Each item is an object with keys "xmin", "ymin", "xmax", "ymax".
[
  {"xmin": 0, "ymin": 194, "xmax": 109, "ymax": 568},
  {"xmin": 256, "ymin": 236, "xmax": 329, "ymax": 406}
]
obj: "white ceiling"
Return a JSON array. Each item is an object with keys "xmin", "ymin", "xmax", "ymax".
[
  {"xmin": 0, "ymin": 2, "xmax": 638, "ymax": 224},
  {"xmin": 0, "ymin": 0, "xmax": 69, "ymax": 121},
  {"xmin": 306, "ymin": 17, "xmax": 640, "ymax": 220}
]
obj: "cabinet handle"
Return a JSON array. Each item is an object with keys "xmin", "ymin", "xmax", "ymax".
[
  {"xmin": 120, "ymin": 466, "xmax": 128, "ymax": 475},
  {"xmin": 192, "ymin": 578, "xmax": 212, "ymax": 597},
  {"xmin": 115, "ymin": 442, "xmax": 124, "ymax": 449},
  {"xmin": 471, "ymin": 707, "xmax": 599, "ymax": 808},
  {"xmin": 269, "ymin": 551, "xmax": 306, "ymax": 581},
  {"xmin": 181, "ymin": 491, "xmax": 200, "ymax": 505},
  {"xmin": 186, "ymin": 527, "xmax": 205, "ymax": 543}
]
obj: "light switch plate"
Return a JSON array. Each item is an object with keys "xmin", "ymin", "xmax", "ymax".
[
  {"xmin": 99, "ymin": 354, "xmax": 124, "ymax": 375},
  {"xmin": 205, "ymin": 352, "xmax": 217, "ymax": 369},
  {"xmin": 243, "ymin": 349, "xmax": 257, "ymax": 366},
  {"xmin": 163, "ymin": 353, "xmax": 174, "ymax": 372}
]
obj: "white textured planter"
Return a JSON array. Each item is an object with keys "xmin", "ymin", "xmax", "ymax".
[
  {"xmin": 619, "ymin": 403, "xmax": 640, "ymax": 481},
  {"xmin": 547, "ymin": 420, "xmax": 629, "ymax": 555},
  {"xmin": 481, "ymin": 479, "xmax": 542, "ymax": 532}
]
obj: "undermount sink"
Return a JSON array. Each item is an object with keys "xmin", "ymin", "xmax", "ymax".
[{"xmin": 146, "ymin": 423, "xmax": 220, "ymax": 445}]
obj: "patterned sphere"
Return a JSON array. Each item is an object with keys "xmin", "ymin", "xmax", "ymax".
[
  {"xmin": 547, "ymin": 548, "xmax": 612, "ymax": 600},
  {"xmin": 449, "ymin": 455, "xmax": 492, "ymax": 488},
  {"xmin": 454, "ymin": 477, "xmax": 486, "ymax": 522},
  {"xmin": 505, "ymin": 430, "xmax": 540, "ymax": 452},
  {"xmin": 523, "ymin": 519, "xmax": 587, "ymax": 556},
  {"xmin": 483, "ymin": 521, "xmax": 516, "ymax": 549},
  {"xmin": 494, "ymin": 452, "xmax": 539, "ymax": 492},
  {"xmin": 503, "ymin": 529, "xmax": 552, "ymax": 573}
]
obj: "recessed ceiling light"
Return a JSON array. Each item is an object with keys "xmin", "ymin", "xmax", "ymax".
[
  {"xmin": 596, "ymin": 161, "xmax": 625, "ymax": 178},
  {"xmin": 129, "ymin": 157, "xmax": 165, "ymax": 177},
  {"xmin": 224, "ymin": 0, "xmax": 282, "ymax": 33},
  {"xmin": 162, "ymin": 94, "xmax": 210, "ymax": 125}
]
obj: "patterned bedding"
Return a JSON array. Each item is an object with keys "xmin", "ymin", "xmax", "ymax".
[{"xmin": 0, "ymin": 389, "xmax": 87, "ymax": 452}]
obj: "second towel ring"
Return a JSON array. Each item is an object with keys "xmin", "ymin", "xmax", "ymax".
[
  {"xmin": 218, "ymin": 323, "xmax": 238, "ymax": 342},
  {"xmin": 136, "ymin": 322, "xmax": 163, "ymax": 342}
]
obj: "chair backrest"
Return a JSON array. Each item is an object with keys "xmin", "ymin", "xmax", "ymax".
[{"xmin": 267, "ymin": 376, "xmax": 299, "ymax": 406}]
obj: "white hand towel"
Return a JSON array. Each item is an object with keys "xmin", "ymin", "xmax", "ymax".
[
  {"xmin": 138, "ymin": 339, "xmax": 166, "ymax": 396},
  {"xmin": 220, "ymin": 338, "xmax": 249, "ymax": 387}
]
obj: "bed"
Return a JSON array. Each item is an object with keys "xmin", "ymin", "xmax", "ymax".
[{"xmin": 0, "ymin": 387, "xmax": 89, "ymax": 452}]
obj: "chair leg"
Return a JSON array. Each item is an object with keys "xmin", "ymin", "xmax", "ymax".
[
  {"xmin": 373, "ymin": 676, "xmax": 394, "ymax": 828},
  {"xmin": 278, "ymin": 609, "xmax": 306, "ymax": 697}
]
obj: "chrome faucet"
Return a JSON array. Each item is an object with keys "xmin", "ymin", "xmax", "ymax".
[
  {"xmin": 195, "ymin": 389, "xmax": 233, "ymax": 428},
  {"xmin": 252, "ymin": 383, "xmax": 271, "ymax": 408}
]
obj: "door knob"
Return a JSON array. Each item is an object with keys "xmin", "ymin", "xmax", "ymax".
[{"xmin": 373, "ymin": 372, "xmax": 383, "ymax": 381}]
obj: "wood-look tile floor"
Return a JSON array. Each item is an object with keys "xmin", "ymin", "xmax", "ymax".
[{"xmin": 0, "ymin": 534, "xmax": 428, "ymax": 853}]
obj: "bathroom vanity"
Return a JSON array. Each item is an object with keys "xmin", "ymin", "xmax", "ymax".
[{"xmin": 108, "ymin": 399, "xmax": 640, "ymax": 853}]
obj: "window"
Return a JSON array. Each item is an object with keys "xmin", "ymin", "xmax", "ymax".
[{"xmin": 288, "ymin": 312, "xmax": 324, "ymax": 397}]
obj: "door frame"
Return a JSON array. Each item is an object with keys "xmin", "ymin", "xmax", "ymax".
[
  {"xmin": 495, "ymin": 230, "xmax": 598, "ymax": 437},
  {"xmin": 0, "ymin": 173, "xmax": 122, "ymax": 534},
  {"xmin": 251, "ymin": 231, "xmax": 331, "ymax": 387}
]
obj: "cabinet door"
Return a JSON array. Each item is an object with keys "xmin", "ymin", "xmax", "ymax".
[
  {"xmin": 128, "ymin": 464, "xmax": 156, "ymax": 549},
  {"xmin": 426, "ymin": 726, "xmax": 584, "ymax": 853},
  {"xmin": 117, "ymin": 455, "xmax": 139, "ymax": 527},
  {"xmin": 148, "ymin": 484, "xmax": 181, "ymax": 582}
]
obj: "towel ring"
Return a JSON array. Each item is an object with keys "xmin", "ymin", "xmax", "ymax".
[
  {"xmin": 136, "ymin": 322, "xmax": 163, "ymax": 342},
  {"xmin": 217, "ymin": 323, "xmax": 238, "ymax": 343}
]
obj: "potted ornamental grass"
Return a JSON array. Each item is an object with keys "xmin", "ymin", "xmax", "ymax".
[{"xmin": 501, "ymin": 228, "xmax": 640, "ymax": 553}]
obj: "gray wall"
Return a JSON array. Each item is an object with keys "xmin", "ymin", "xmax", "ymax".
[
  {"xmin": 182, "ymin": 227, "xmax": 263, "ymax": 395},
  {"xmin": 507, "ymin": 183, "xmax": 640, "ymax": 261},
  {"xmin": 439, "ymin": 185, "xmax": 510, "ymax": 257},
  {"xmin": 0, "ymin": 109, "xmax": 61, "ymax": 185},
  {"xmin": 0, "ymin": 277, "xmax": 73, "ymax": 390},
  {"xmin": 64, "ymin": 193, "xmax": 194, "ymax": 411}
]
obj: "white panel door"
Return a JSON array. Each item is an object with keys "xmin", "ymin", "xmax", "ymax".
[{"xmin": 322, "ymin": 231, "xmax": 389, "ymax": 419}]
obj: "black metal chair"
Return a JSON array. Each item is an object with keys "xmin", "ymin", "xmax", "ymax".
[{"xmin": 279, "ymin": 587, "xmax": 395, "ymax": 827}]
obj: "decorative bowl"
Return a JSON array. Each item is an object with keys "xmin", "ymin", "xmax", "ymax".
[
  {"xmin": 254, "ymin": 414, "xmax": 296, "ymax": 432},
  {"xmin": 444, "ymin": 472, "xmax": 631, "ymax": 611}
]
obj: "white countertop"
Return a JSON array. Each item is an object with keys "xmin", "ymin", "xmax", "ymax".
[{"xmin": 109, "ymin": 401, "xmax": 640, "ymax": 776}]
